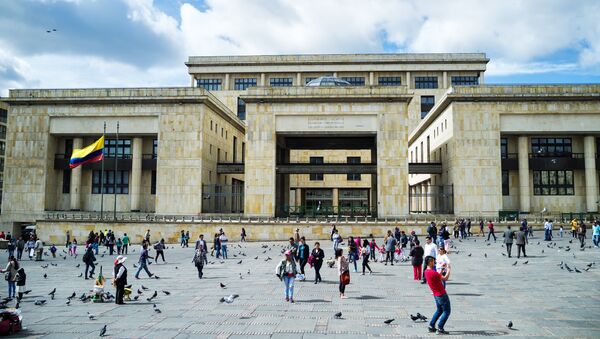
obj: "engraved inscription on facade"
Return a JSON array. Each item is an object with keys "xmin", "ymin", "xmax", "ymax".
[{"xmin": 307, "ymin": 117, "xmax": 344, "ymax": 129}]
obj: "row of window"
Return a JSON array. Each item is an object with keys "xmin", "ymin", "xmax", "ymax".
[
  {"xmin": 196, "ymin": 75, "xmax": 478, "ymax": 90},
  {"xmin": 309, "ymin": 156, "xmax": 362, "ymax": 181},
  {"xmin": 501, "ymin": 137, "xmax": 574, "ymax": 158},
  {"xmin": 63, "ymin": 170, "xmax": 157, "ymax": 195},
  {"xmin": 502, "ymin": 170, "xmax": 575, "ymax": 196}
]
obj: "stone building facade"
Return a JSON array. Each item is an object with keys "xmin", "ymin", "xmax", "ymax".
[
  {"xmin": 0, "ymin": 101, "xmax": 6, "ymax": 213},
  {"xmin": 0, "ymin": 53, "xmax": 599, "ymax": 237}
]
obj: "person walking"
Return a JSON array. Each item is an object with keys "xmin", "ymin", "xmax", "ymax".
[
  {"xmin": 592, "ymin": 221, "xmax": 600, "ymax": 248},
  {"xmin": 7, "ymin": 239, "xmax": 16, "ymax": 259},
  {"xmin": 113, "ymin": 255, "xmax": 128, "ymax": 305},
  {"xmin": 16, "ymin": 237, "xmax": 25, "ymax": 261},
  {"xmin": 515, "ymin": 227, "xmax": 528, "ymax": 258},
  {"xmin": 180, "ymin": 230, "xmax": 186, "ymax": 248},
  {"xmin": 422, "ymin": 237, "xmax": 437, "ymax": 283},
  {"xmin": 294, "ymin": 228, "xmax": 301, "ymax": 244},
  {"xmin": 384, "ymin": 230, "xmax": 397, "ymax": 266},
  {"xmin": 83, "ymin": 245, "xmax": 96, "ymax": 279},
  {"xmin": 360, "ymin": 239, "xmax": 373, "ymax": 275},
  {"xmin": 65, "ymin": 230, "xmax": 70, "ymax": 248},
  {"xmin": 240, "ymin": 228, "xmax": 247, "ymax": 242},
  {"xmin": 154, "ymin": 239, "xmax": 166, "ymax": 263},
  {"xmin": 369, "ymin": 237, "xmax": 379, "ymax": 262},
  {"xmin": 195, "ymin": 234, "xmax": 208, "ymax": 265},
  {"xmin": 71, "ymin": 238, "xmax": 78, "ymax": 256},
  {"xmin": 571, "ymin": 218, "xmax": 578, "ymax": 238},
  {"xmin": 219, "ymin": 232, "xmax": 229, "ymax": 259},
  {"xmin": 336, "ymin": 248, "xmax": 350, "ymax": 299},
  {"xmin": 330, "ymin": 224, "xmax": 337, "ymax": 241},
  {"xmin": 134, "ymin": 244, "xmax": 154, "ymax": 279},
  {"xmin": 285, "ymin": 237, "xmax": 298, "ymax": 262},
  {"xmin": 116, "ymin": 238, "xmax": 123, "ymax": 255},
  {"xmin": 144, "ymin": 229, "xmax": 151, "ymax": 244},
  {"xmin": 185, "ymin": 231, "xmax": 190, "ymax": 247},
  {"xmin": 34, "ymin": 237, "xmax": 44, "ymax": 261},
  {"xmin": 466, "ymin": 219, "xmax": 472, "ymax": 237},
  {"xmin": 15, "ymin": 266, "xmax": 26, "ymax": 302},
  {"xmin": 193, "ymin": 249, "xmax": 204, "ymax": 279},
  {"xmin": 486, "ymin": 220, "xmax": 496, "ymax": 242},
  {"xmin": 347, "ymin": 236, "xmax": 358, "ymax": 272},
  {"xmin": 26, "ymin": 238, "xmax": 35, "ymax": 260},
  {"xmin": 479, "ymin": 219, "xmax": 484, "ymax": 236},
  {"xmin": 410, "ymin": 240, "xmax": 425, "ymax": 281},
  {"xmin": 311, "ymin": 242, "xmax": 324, "ymax": 284},
  {"xmin": 0, "ymin": 256, "xmax": 19, "ymax": 299},
  {"xmin": 108, "ymin": 233, "xmax": 115, "ymax": 255},
  {"xmin": 297, "ymin": 237, "xmax": 310, "ymax": 277},
  {"xmin": 577, "ymin": 221, "xmax": 587, "ymax": 248},
  {"xmin": 503, "ymin": 226, "xmax": 515, "ymax": 258},
  {"xmin": 424, "ymin": 256, "xmax": 451, "ymax": 335},
  {"xmin": 275, "ymin": 251, "xmax": 298, "ymax": 303},
  {"xmin": 332, "ymin": 230, "xmax": 341, "ymax": 252},
  {"xmin": 213, "ymin": 233, "xmax": 221, "ymax": 258},
  {"xmin": 122, "ymin": 233, "xmax": 129, "ymax": 255}
]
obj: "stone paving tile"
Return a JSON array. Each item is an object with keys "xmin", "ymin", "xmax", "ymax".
[{"xmin": 4, "ymin": 235, "xmax": 600, "ymax": 338}]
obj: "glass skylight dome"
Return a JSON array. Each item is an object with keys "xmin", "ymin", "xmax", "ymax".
[{"xmin": 305, "ymin": 76, "xmax": 351, "ymax": 87}]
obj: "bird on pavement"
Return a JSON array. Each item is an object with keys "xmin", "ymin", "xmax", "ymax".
[
  {"xmin": 141, "ymin": 285, "xmax": 149, "ymax": 290},
  {"xmin": 507, "ymin": 321, "xmax": 513, "ymax": 329},
  {"xmin": 512, "ymin": 261, "xmax": 518, "ymax": 266},
  {"xmin": 88, "ymin": 312, "xmax": 96, "ymax": 320},
  {"xmin": 334, "ymin": 312, "xmax": 342, "ymax": 319},
  {"xmin": 384, "ymin": 319, "xmax": 395, "ymax": 324},
  {"xmin": 523, "ymin": 261, "xmax": 528, "ymax": 265},
  {"xmin": 99, "ymin": 324, "xmax": 107, "ymax": 337},
  {"xmin": 34, "ymin": 300, "xmax": 47, "ymax": 306},
  {"xmin": 220, "ymin": 283, "xmax": 226, "ymax": 289},
  {"xmin": 219, "ymin": 294, "xmax": 239, "ymax": 303},
  {"xmin": 162, "ymin": 290, "xmax": 170, "ymax": 296}
]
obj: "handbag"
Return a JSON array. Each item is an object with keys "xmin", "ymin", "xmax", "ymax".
[
  {"xmin": 4, "ymin": 272, "xmax": 10, "ymax": 281},
  {"xmin": 341, "ymin": 270, "xmax": 350, "ymax": 285}
]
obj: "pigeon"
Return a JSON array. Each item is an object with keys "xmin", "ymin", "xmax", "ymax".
[
  {"xmin": 154, "ymin": 304, "xmax": 162, "ymax": 313},
  {"xmin": 133, "ymin": 296, "xmax": 140, "ymax": 301},
  {"xmin": 219, "ymin": 294, "xmax": 239, "ymax": 303},
  {"xmin": 51, "ymin": 263, "xmax": 58, "ymax": 267},
  {"xmin": 541, "ymin": 250, "xmax": 545, "ymax": 253},
  {"xmin": 512, "ymin": 261, "xmax": 518, "ymax": 266},
  {"xmin": 507, "ymin": 321, "xmax": 513, "ymax": 329},
  {"xmin": 175, "ymin": 267, "xmax": 178, "ymax": 269},
  {"xmin": 99, "ymin": 324, "xmax": 107, "ymax": 337},
  {"xmin": 48, "ymin": 288, "xmax": 56, "ymax": 296},
  {"xmin": 584, "ymin": 267, "xmax": 591, "ymax": 272},
  {"xmin": 220, "ymin": 283, "xmax": 227, "ymax": 289},
  {"xmin": 574, "ymin": 267, "xmax": 582, "ymax": 273},
  {"xmin": 43, "ymin": 273, "xmax": 48, "ymax": 279},
  {"xmin": 133, "ymin": 263, "xmax": 138, "ymax": 268},
  {"xmin": 41, "ymin": 264, "xmax": 49, "ymax": 269},
  {"xmin": 154, "ymin": 275, "xmax": 160, "ymax": 279},
  {"xmin": 467, "ymin": 253, "xmax": 472, "ymax": 257},
  {"xmin": 237, "ymin": 260, "xmax": 243, "ymax": 264},
  {"xmin": 68, "ymin": 292, "xmax": 76, "ymax": 300},
  {"xmin": 162, "ymin": 290, "xmax": 171, "ymax": 296},
  {"xmin": 34, "ymin": 300, "xmax": 47, "ymax": 306},
  {"xmin": 88, "ymin": 312, "xmax": 96, "ymax": 320},
  {"xmin": 587, "ymin": 263, "xmax": 594, "ymax": 268},
  {"xmin": 141, "ymin": 285, "xmax": 149, "ymax": 290},
  {"xmin": 416, "ymin": 313, "xmax": 428, "ymax": 321},
  {"xmin": 137, "ymin": 289, "xmax": 143, "ymax": 295},
  {"xmin": 523, "ymin": 261, "xmax": 528, "ymax": 265},
  {"xmin": 78, "ymin": 273, "xmax": 83, "ymax": 278},
  {"xmin": 146, "ymin": 291, "xmax": 158, "ymax": 302},
  {"xmin": 66, "ymin": 300, "xmax": 71, "ymax": 306},
  {"xmin": 76, "ymin": 264, "xmax": 80, "ymax": 268},
  {"xmin": 484, "ymin": 253, "xmax": 487, "ymax": 258},
  {"xmin": 23, "ymin": 290, "xmax": 32, "ymax": 295},
  {"xmin": 254, "ymin": 256, "xmax": 259, "ymax": 260},
  {"xmin": 502, "ymin": 253, "xmax": 506, "ymax": 256},
  {"xmin": 384, "ymin": 319, "xmax": 395, "ymax": 324},
  {"xmin": 334, "ymin": 312, "xmax": 342, "ymax": 319}
]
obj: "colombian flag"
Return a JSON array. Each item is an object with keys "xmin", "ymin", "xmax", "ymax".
[{"xmin": 69, "ymin": 136, "xmax": 104, "ymax": 169}]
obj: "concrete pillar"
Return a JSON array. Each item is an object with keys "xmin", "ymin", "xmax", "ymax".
[
  {"xmin": 130, "ymin": 137, "xmax": 143, "ymax": 212},
  {"xmin": 443, "ymin": 71, "xmax": 448, "ymax": 88},
  {"xmin": 479, "ymin": 71, "xmax": 485, "ymax": 84},
  {"xmin": 406, "ymin": 72, "xmax": 411, "ymax": 89},
  {"xmin": 369, "ymin": 72, "xmax": 374, "ymax": 85},
  {"xmin": 295, "ymin": 188, "xmax": 302, "ymax": 208},
  {"xmin": 224, "ymin": 74, "xmax": 230, "ymax": 90},
  {"xmin": 421, "ymin": 183, "xmax": 428, "ymax": 212},
  {"xmin": 296, "ymin": 72, "xmax": 302, "ymax": 86},
  {"xmin": 518, "ymin": 136, "xmax": 530, "ymax": 213},
  {"xmin": 584, "ymin": 136, "xmax": 598, "ymax": 212},
  {"xmin": 70, "ymin": 138, "xmax": 83, "ymax": 211},
  {"xmin": 260, "ymin": 73, "xmax": 266, "ymax": 86},
  {"xmin": 429, "ymin": 184, "xmax": 438, "ymax": 213},
  {"xmin": 190, "ymin": 75, "xmax": 195, "ymax": 87},
  {"xmin": 333, "ymin": 72, "xmax": 338, "ymax": 78},
  {"xmin": 333, "ymin": 188, "xmax": 339, "ymax": 212}
]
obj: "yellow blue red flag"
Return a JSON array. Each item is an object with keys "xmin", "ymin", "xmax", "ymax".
[{"xmin": 69, "ymin": 136, "xmax": 104, "ymax": 169}]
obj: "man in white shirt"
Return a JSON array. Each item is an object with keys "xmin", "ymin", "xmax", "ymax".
[{"xmin": 422, "ymin": 236, "xmax": 438, "ymax": 284}]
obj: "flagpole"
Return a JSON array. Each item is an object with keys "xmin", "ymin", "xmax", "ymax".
[
  {"xmin": 114, "ymin": 121, "xmax": 119, "ymax": 221},
  {"xmin": 100, "ymin": 122, "xmax": 106, "ymax": 220}
]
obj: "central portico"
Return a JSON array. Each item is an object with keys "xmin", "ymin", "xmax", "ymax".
[{"xmin": 241, "ymin": 86, "xmax": 413, "ymax": 218}]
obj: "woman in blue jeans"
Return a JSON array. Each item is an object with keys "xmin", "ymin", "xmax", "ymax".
[
  {"xmin": 275, "ymin": 251, "xmax": 298, "ymax": 303},
  {"xmin": 0, "ymin": 256, "xmax": 19, "ymax": 299},
  {"xmin": 424, "ymin": 256, "xmax": 451, "ymax": 335}
]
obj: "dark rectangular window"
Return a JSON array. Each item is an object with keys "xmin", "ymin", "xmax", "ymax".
[
  {"xmin": 92, "ymin": 170, "xmax": 129, "ymax": 194},
  {"xmin": 533, "ymin": 170, "xmax": 574, "ymax": 195},
  {"xmin": 151, "ymin": 171, "xmax": 156, "ymax": 195},
  {"xmin": 233, "ymin": 136, "xmax": 237, "ymax": 163},
  {"xmin": 0, "ymin": 141, "xmax": 4, "ymax": 156},
  {"xmin": 305, "ymin": 77, "xmax": 317, "ymax": 84},
  {"xmin": 378, "ymin": 76, "xmax": 401, "ymax": 86},
  {"xmin": 269, "ymin": 77, "xmax": 293, "ymax": 87},
  {"xmin": 104, "ymin": 139, "xmax": 131, "ymax": 159},
  {"xmin": 420, "ymin": 96, "xmax": 435, "ymax": 119},
  {"xmin": 341, "ymin": 77, "xmax": 365, "ymax": 86},
  {"xmin": 502, "ymin": 171, "xmax": 509, "ymax": 196},
  {"xmin": 415, "ymin": 76, "xmax": 438, "ymax": 89},
  {"xmin": 0, "ymin": 108, "xmax": 7, "ymax": 124},
  {"xmin": 531, "ymin": 137, "xmax": 572, "ymax": 157},
  {"xmin": 152, "ymin": 139, "xmax": 158, "ymax": 159},
  {"xmin": 237, "ymin": 98, "xmax": 246, "ymax": 120},
  {"xmin": 234, "ymin": 78, "xmax": 257, "ymax": 90},
  {"xmin": 241, "ymin": 142, "xmax": 245, "ymax": 163},
  {"xmin": 501, "ymin": 138, "xmax": 508, "ymax": 158},
  {"xmin": 309, "ymin": 156, "xmax": 324, "ymax": 181},
  {"xmin": 451, "ymin": 76, "xmax": 479, "ymax": 86},
  {"xmin": 62, "ymin": 170, "xmax": 71, "ymax": 194},
  {"xmin": 196, "ymin": 78, "xmax": 222, "ymax": 91},
  {"xmin": 0, "ymin": 125, "xmax": 6, "ymax": 140},
  {"xmin": 347, "ymin": 156, "xmax": 361, "ymax": 181}
]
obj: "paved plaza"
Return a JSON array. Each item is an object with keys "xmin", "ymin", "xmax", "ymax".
[{"xmin": 8, "ymin": 232, "xmax": 600, "ymax": 338}]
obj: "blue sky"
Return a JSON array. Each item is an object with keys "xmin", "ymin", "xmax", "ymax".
[{"xmin": 1, "ymin": 0, "xmax": 599, "ymax": 95}]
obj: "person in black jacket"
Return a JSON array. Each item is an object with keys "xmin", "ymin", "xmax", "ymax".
[
  {"xmin": 297, "ymin": 237, "xmax": 310, "ymax": 276},
  {"xmin": 83, "ymin": 245, "xmax": 96, "ymax": 279},
  {"xmin": 16, "ymin": 267, "xmax": 26, "ymax": 302},
  {"xmin": 311, "ymin": 242, "xmax": 324, "ymax": 284},
  {"xmin": 113, "ymin": 255, "xmax": 128, "ymax": 305},
  {"xmin": 410, "ymin": 240, "xmax": 425, "ymax": 281}
]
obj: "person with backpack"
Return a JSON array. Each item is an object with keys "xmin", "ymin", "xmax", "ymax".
[
  {"xmin": 83, "ymin": 245, "xmax": 96, "ymax": 279},
  {"xmin": 193, "ymin": 249, "xmax": 205, "ymax": 279},
  {"xmin": 154, "ymin": 239, "xmax": 166, "ymax": 263},
  {"xmin": 275, "ymin": 250, "xmax": 298, "ymax": 303}
]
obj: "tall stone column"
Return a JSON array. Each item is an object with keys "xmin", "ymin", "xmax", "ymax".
[
  {"xmin": 421, "ymin": 183, "xmax": 428, "ymax": 212},
  {"xmin": 406, "ymin": 72, "xmax": 411, "ymax": 89},
  {"xmin": 443, "ymin": 71, "xmax": 448, "ymax": 88},
  {"xmin": 584, "ymin": 136, "xmax": 598, "ymax": 212},
  {"xmin": 296, "ymin": 73, "xmax": 302, "ymax": 86},
  {"xmin": 518, "ymin": 136, "xmax": 530, "ymax": 213},
  {"xmin": 70, "ymin": 138, "xmax": 83, "ymax": 211},
  {"xmin": 260, "ymin": 73, "xmax": 266, "ymax": 86},
  {"xmin": 332, "ymin": 188, "xmax": 339, "ymax": 212},
  {"xmin": 130, "ymin": 137, "xmax": 143, "ymax": 212},
  {"xmin": 369, "ymin": 72, "xmax": 374, "ymax": 86}
]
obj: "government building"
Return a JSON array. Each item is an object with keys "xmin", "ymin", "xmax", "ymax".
[{"xmin": 1, "ymin": 53, "xmax": 599, "ymax": 241}]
